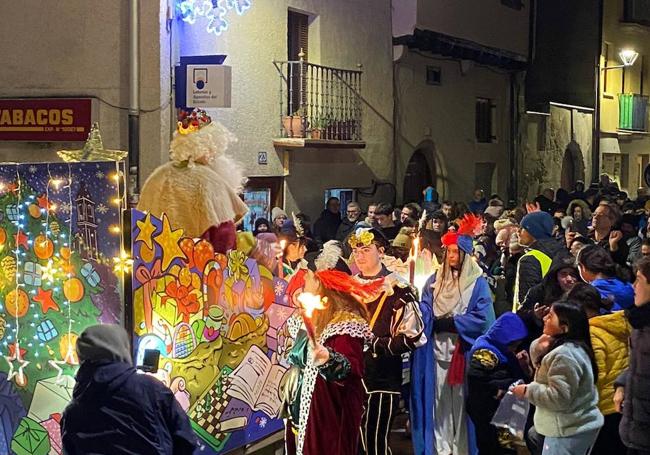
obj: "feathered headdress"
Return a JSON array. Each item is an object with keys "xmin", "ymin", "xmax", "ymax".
[
  {"xmin": 418, "ymin": 209, "xmax": 428, "ymax": 232},
  {"xmin": 292, "ymin": 212, "xmax": 305, "ymax": 238},
  {"xmin": 315, "ymin": 240, "xmax": 350, "ymax": 273},
  {"xmin": 441, "ymin": 213, "xmax": 483, "ymax": 253},
  {"xmin": 314, "ymin": 270, "xmax": 384, "ymax": 303}
]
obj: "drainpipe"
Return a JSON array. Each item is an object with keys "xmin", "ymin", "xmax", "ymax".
[
  {"xmin": 592, "ymin": 0, "xmax": 604, "ymax": 184},
  {"xmin": 128, "ymin": 0, "xmax": 140, "ymax": 205},
  {"xmin": 509, "ymin": 71, "xmax": 518, "ymax": 203}
]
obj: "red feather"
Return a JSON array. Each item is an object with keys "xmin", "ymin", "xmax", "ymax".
[
  {"xmin": 457, "ymin": 213, "xmax": 483, "ymax": 237},
  {"xmin": 315, "ymin": 270, "xmax": 384, "ymax": 302}
]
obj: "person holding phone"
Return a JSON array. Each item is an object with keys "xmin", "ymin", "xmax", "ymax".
[{"xmin": 61, "ymin": 325, "xmax": 197, "ymax": 455}]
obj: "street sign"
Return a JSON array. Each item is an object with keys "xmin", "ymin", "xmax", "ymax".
[
  {"xmin": 0, "ymin": 98, "xmax": 94, "ymax": 142},
  {"xmin": 186, "ymin": 65, "xmax": 232, "ymax": 108}
]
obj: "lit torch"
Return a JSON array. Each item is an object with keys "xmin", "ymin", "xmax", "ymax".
[
  {"xmin": 296, "ymin": 292, "xmax": 327, "ymax": 342},
  {"xmin": 409, "ymin": 236, "xmax": 420, "ymax": 286},
  {"xmin": 277, "ymin": 240, "xmax": 287, "ymax": 279}
]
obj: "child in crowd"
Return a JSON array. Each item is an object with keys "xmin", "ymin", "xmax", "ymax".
[{"xmin": 512, "ymin": 300, "xmax": 603, "ymax": 455}]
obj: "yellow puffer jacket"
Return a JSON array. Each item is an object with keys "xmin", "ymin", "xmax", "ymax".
[{"xmin": 589, "ymin": 311, "xmax": 631, "ymax": 415}]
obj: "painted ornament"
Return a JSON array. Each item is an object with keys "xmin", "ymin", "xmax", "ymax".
[
  {"xmin": 28, "ymin": 204, "xmax": 42, "ymax": 219},
  {"xmin": 34, "ymin": 235, "xmax": 54, "ymax": 260},
  {"xmin": 5, "ymin": 288, "xmax": 29, "ymax": 318},
  {"xmin": 59, "ymin": 332, "xmax": 79, "ymax": 363},
  {"xmin": 1, "ymin": 256, "xmax": 16, "ymax": 283},
  {"xmin": 50, "ymin": 221, "xmax": 60, "ymax": 236},
  {"xmin": 63, "ymin": 277, "xmax": 85, "ymax": 302}
]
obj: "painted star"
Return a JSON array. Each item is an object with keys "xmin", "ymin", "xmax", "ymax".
[
  {"xmin": 14, "ymin": 231, "xmax": 28, "ymax": 250},
  {"xmin": 37, "ymin": 194, "xmax": 51, "ymax": 210},
  {"xmin": 135, "ymin": 213, "xmax": 157, "ymax": 250},
  {"xmin": 33, "ymin": 288, "xmax": 60, "ymax": 314},
  {"xmin": 4, "ymin": 343, "xmax": 29, "ymax": 384},
  {"xmin": 153, "ymin": 214, "xmax": 186, "ymax": 270}
]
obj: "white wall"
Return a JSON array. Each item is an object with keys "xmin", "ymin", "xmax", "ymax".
[
  {"xmin": 394, "ymin": 50, "xmax": 512, "ymax": 202},
  {"xmin": 173, "ymin": 0, "xmax": 394, "ymax": 217},
  {"xmin": 0, "ymin": 0, "xmax": 170, "ymax": 183}
]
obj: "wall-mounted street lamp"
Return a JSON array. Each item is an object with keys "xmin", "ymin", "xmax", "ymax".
[{"xmin": 602, "ymin": 49, "xmax": 639, "ymax": 71}]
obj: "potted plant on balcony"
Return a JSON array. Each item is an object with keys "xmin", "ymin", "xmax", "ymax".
[
  {"xmin": 310, "ymin": 115, "xmax": 328, "ymax": 140},
  {"xmin": 282, "ymin": 107, "xmax": 306, "ymax": 138}
]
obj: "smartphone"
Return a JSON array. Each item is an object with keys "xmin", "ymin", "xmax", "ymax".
[{"xmin": 138, "ymin": 349, "xmax": 160, "ymax": 373}]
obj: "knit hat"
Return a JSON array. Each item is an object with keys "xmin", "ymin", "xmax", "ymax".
[
  {"xmin": 392, "ymin": 227, "xmax": 414, "ymax": 250},
  {"xmin": 520, "ymin": 211, "xmax": 554, "ymax": 240},
  {"xmin": 76, "ymin": 324, "xmax": 132, "ymax": 364},
  {"xmin": 271, "ymin": 207, "xmax": 287, "ymax": 221}
]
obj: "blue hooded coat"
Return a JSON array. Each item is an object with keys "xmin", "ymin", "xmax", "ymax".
[
  {"xmin": 410, "ymin": 272, "xmax": 495, "ymax": 455},
  {"xmin": 591, "ymin": 277, "xmax": 634, "ymax": 311}
]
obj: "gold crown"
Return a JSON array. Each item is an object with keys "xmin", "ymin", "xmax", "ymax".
[
  {"xmin": 177, "ymin": 108, "xmax": 212, "ymax": 135},
  {"xmin": 348, "ymin": 229, "xmax": 375, "ymax": 248}
]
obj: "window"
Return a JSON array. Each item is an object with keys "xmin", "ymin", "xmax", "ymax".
[
  {"xmin": 475, "ymin": 98, "xmax": 497, "ymax": 143},
  {"xmin": 624, "ymin": 0, "xmax": 650, "ymax": 24},
  {"xmin": 287, "ymin": 11, "xmax": 309, "ymax": 114},
  {"xmin": 426, "ymin": 66, "xmax": 441, "ymax": 86}
]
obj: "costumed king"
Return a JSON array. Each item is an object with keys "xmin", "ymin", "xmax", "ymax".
[
  {"xmin": 281, "ymin": 241, "xmax": 381, "ymax": 455},
  {"xmin": 137, "ymin": 109, "xmax": 248, "ymax": 253},
  {"xmin": 410, "ymin": 214, "xmax": 496, "ymax": 455},
  {"xmin": 349, "ymin": 228, "xmax": 426, "ymax": 455}
]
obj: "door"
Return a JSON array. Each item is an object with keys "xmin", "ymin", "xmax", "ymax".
[{"xmin": 403, "ymin": 150, "xmax": 434, "ymax": 203}]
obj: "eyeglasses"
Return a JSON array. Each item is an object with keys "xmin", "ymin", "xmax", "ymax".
[{"xmin": 347, "ymin": 210, "xmax": 360, "ymax": 214}]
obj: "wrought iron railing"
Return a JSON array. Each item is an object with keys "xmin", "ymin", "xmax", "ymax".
[{"xmin": 273, "ymin": 53, "xmax": 363, "ymax": 141}]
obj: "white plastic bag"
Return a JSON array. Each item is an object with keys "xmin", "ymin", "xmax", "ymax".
[{"xmin": 490, "ymin": 385, "xmax": 530, "ymax": 440}]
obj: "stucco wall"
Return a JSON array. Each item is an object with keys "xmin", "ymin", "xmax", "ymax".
[
  {"xmin": 394, "ymin": 49, "xmax": 512, "ymax": 202},
  {"xmin": 519, "ymin": 105, "xmax": 593, "ymax": 199},
  {"xmin": 0, "ymin": 0, "xmax": 169, "ymax": 184},
  {"xmin": 175, "ymin": 0, "xmax": 394, "ymax": 217}
]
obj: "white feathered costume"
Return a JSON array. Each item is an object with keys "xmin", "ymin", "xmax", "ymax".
[{"xmin": 138, "ymin": 120, "xmax": 248, "ymax": 238}]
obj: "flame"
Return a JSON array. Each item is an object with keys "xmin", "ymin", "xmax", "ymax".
[
  {"xmin": 409, "ymin": 236, "xmax": 420, "ymax": 262},
  {"xmin": 297, "ymin": 292, "xmax": 327, "ymax": 318}
]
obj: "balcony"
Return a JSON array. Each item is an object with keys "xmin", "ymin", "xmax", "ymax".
[
  {"xmin": 618, "ymin": 93, "xmax": 648, "ymax": 133},
  {"xmin": 272, "ymin": 55, "xmax": 365, "ymax": 149}
]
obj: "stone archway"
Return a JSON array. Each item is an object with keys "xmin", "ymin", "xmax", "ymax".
[
  {"xmin": 403, "ymin": 145, "xmax": 435, "ymax": 203},
  {"xmin": 560, "ymin": 141, "xmax": 585, "ymax": 191}
]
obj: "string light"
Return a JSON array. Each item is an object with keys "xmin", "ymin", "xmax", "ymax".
[{"xmin": 113, "ymin": 250, "xmax": 133, "ymax": 274}]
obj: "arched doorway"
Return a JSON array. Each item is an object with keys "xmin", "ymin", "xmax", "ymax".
[
  {"xmin": 403, "ymin": 148, "xmax": 435, "ymax": 203},
  {"xmin": 560, "ymin": 141, "xmax": 585, "ymax": 191}
]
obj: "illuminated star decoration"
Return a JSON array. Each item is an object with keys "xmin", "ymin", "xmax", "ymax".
[
  {"xmin": 205, "ymin": 0, "xmax": 228, "ymax": 35},
  {"xmin": 57, "ymin": 123, "xmax": 128, "ymax": 162},
  {"xmin": 135, "ymin": 213, "xmax": 157, "ymax": 250},
  {"xmin": 113, "ymin": 251, "xmax": 134, "ymax": 274},
  {"xmin": 14, "ymin": 231, "xmax": 28, "ymax": 250},
  {"xmin": 176, "ymin": 0, "xmax": 252, "ymax": 36},
  {"xmin": 33, "ymin": 288, "xmax": 60, "ymax": 314},
  {"xmin": 41, "ymin": 260, "xmax": 58, "ymax": 283},
  {"xmin": 4, "ymin": 343, "xmax": 29, "ymax": 384},
  {"xmin": 48, "ymin": 346, "xmax": 78, "ymax": 385},
  {"xmin": 153, "ymin": 214, "xmax": 186, "ymax": 271}
]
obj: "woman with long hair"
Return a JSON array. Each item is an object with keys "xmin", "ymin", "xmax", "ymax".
[
  {"xmin": 577, "ymin": 244, "xmax": 634, "ymax": 311},
  {"xmin": 512, "ymin": 300, "xmax": 604, "ymax": 454}
]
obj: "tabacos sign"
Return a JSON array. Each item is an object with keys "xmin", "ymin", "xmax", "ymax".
[{"xmin": 0, "ymin": 98, "xmax": 94, "ymax": 141}]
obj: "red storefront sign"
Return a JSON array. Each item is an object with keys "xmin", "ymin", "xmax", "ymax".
[{"xmin": 0, "ymin": 98, "xmax": 94, "ymax": 142}]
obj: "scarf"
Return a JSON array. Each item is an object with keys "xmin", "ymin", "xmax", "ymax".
[{"xmin": 432, "ymin": 255, "xmax": 483, "ymax": 317}]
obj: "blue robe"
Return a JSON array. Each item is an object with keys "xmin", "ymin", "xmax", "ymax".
[{"xmin": 410, "ymin": 273, "xmax": 495, "ymax": 455}]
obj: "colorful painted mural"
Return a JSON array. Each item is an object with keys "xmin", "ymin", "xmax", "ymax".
[
  {"xmin": 0, "ymin": 161, "xmax": 125, "ymax": 454},
  {"xmin": 132, "ymin": 210, "xmax": 300, "ymax": 453}
]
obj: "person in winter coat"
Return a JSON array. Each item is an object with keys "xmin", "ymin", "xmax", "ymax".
[
  {"xmin": 614, "ymin": 255, "xmax": 650, "ymax": 455},
  {"xmin": 467, "ymin": 313, "xmax": 529, "ymax": 454},
  {"xmin": 512, "ymin": 300, "xmax": 603, "ymax": 455},
  {"xmin": 313, "ymin": 197, "xmax": 342, "ymax": 245},
  {"xmin": 568, "ymin": 283, "xmax": 630, "ymax": 454},
  {"xmin": 335, "ymin": 201, "xmax": 362, "ymax": 242},
  {"xmin": 566, "ymin": 199, "xmax": 591, "ymax": 236},
  {"xmin": 518, "ymin": 254, "xmax": 579, "ymax": 342},
  {"xmin": 61, "ymin": 325, "xmax": 197, "ymax": 455},
  {"xmin": 512, "ymin": 211, "xmax": 564, "ymax": 312},
  {"xmin": 577, "ymin": 244, "xmax": 634, "ymax": 311}
]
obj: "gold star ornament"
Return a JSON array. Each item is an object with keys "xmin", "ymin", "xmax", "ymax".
[
  {"xmin": 135, "ymin": 213, "xmax": 157, "ymax": 250},
  {"xmin": 153, "ymin": 214, "xmax": 187, "ymax": 271},
  {"xmin": 57, "ymin": 123, "xmax": 128, "ymax": 162}
]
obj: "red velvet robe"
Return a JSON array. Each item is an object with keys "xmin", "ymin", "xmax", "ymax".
[{"xmin": 286, "ymin": 333, "xmax": 365, "ymax": 455}]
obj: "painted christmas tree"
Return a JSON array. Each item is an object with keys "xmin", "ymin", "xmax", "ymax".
[{"xmin": 0, "ymin": 180, "xmax": 104, "ymax": 395}]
